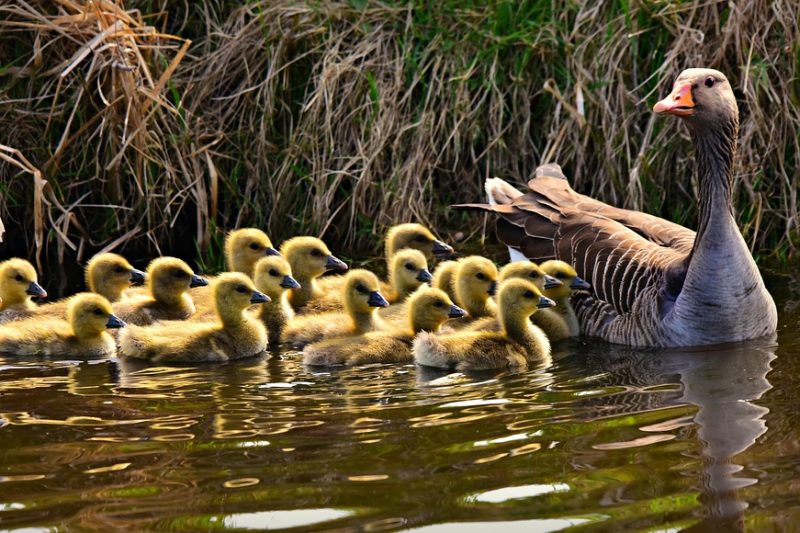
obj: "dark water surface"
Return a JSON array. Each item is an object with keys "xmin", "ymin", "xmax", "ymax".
[{"xmin": 2, "ymin": 284, "xmax": 799, "ymax": 531}]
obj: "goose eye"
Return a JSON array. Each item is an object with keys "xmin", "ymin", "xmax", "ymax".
[
  {"xmin": 14, "ymin": 274, "xmax": 24, "ymax": 282},
  {"xmin": 235, "ymin": 285, "xmax": 249, "ymax": 294},
  {"xmin": 404, "ymin": 263, "xmax": 415, "ymax": 271},
  {"xmin": 530, "ymin": 272, "xmax": 539, "ymax": 278},
  {"xmin": 555, "ymin": 272, "xmax": 566, "ymax": 279},
  {"xmin": 523, "ymin": 290, "xmax": 535, "ymax": 299},
  {"xmin": 433, "ymin": 301, "xmax": 445, "ymax": 308},
  {"xmin": 475, "ymin": 272, "xmax": 486, "ymax": 281},
  {"xmin": 356, "ymin": 284, "xmax": 368, "ymax": 295},
  {"xmin": 249, "ymin": 243, "xmax": 261, "ymax": 250},
  {"xmin": 705, "ymin": 77, "xmax": 715, "ymax": 88},
  {"xmin": 310, "ymin": 249, "xmax": 322, "ymax": 257},
  {"xmin": 269, "ymin": 269, "xmax": 279, "ymax": 276},
  {"xmin": 175, "ymin": 270, "xmax": 188, "ymax": 278},
  {"xmin": 414, "ymin": 235, "xmax": 427, "ymax": 243},
  {"xmin": 93, "ymin": 308, "xmax": 104, "ymax": 316},
  {"xmin": 113, "ymin": 266, "xmax": 126, "ymax": 273}
]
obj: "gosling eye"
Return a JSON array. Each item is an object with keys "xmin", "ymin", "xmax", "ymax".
[
  {"xmin": 433, "ymin": 301, "xmax": 445, "ymax": 308},
  {"xmin": 523, "ymin": 290, "xmax": 535, "ymax": 299},
  {"xmin": 404, "ymin": 263, "xmax": 415, "ymax": 271},
  {"xmin": 705, "ymin": 76, "xmax": 715, "ymax": 88},
  {"xmin": 14, "ymin": 274, "xmax": 24, "ymax": 282},
  {"xmin": 414, "ymin": 235, "xmax": 428, "ymax": 243},
  {"xmin": 235, "ymin": 285, "xmax": 249, "ymax": 294},
  {"xmin": 356, "ymin": 284, "xmax": 369, "ymax": 295},
  {"xmin": 93, "ymin": 308, "xmax": 104, "ymax": 316},
  {"xmin": 269, "ymin": 269, "xmax": 279, "ymax": 277},
  {"xmin": 475, "ymin": 272, "xmax": 486, "ymax": 281},
  {"xmin": 555, "ymin": 272, "xmax": 566, "ymax": 279},
  {"xmin": 249, "ymin": 243, "xmax": 261, "ymax": 251},
  {"xmin": 530, "ymin": 272, "xmax": 539, "ymax": 279},
  {"xmin": 310, "ymin": 249, "xmax": 322, "ymax": 257},
  {"xmin": 113, "ymin": 266, "xmax": 126, "ymax": 274},
  {"xmin": 174, "ymin": 270, "xmax": 189, "ymax": 279}
]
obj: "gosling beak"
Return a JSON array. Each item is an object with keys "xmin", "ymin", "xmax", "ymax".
[
  {"xmin": 280, "ymin": 275, "xmax": 301, "ymax": 290},
  {"xmin": 367, "ymin": 290, "xmax": 390, "ymax": 308},
  {"xmin": 250, "ymin": 290, "xmax": 270, "ymax": 304},
  {"xmin": 325, "ymin": 255, "xmax": 348, "ymax": 272},
  {"xmin": 416, "ymin": 269, "xmax": 433, "ymax": 283},
  {"xmin": 538, "ymin": 295, "xmax": 556, "ymax": 309},
  {"xmin": 432, "ymin": 239, "xmax": 454, "ymax": 257},
  {"xmin": 129, "ymin": 268, "xmax": 146, "ymax": 285},
  {"xmin": 106, "ymin": 314, "xmax": 125, "ymax": 329},
  {"xmin": 190, "ymin": 274, "xmax": 209, "ymax": 288},
  {"xmin": 26, "ymin": 281, "xmax": 47, "ymax": 298},
  {"xmin": 653, "ymin": 83, "xmax": 695, "ymax": 117},
  {"xmin": 265, "ymin": 247, "xmax": 281, "ymax": 257},
  {"xmin": 487, "ymin": 280, "xmax": 498, "ymax": 296},
  {"xmin": 448, "ymin": 304, "xmax": 466, "ymax": 319},
  {"xmin": 543, "ymin": 275, "xmax": 562, "ymax": 290},
  {"xmin": 570, "ymin": 276, "xmax": 591, "ymax": 290}
]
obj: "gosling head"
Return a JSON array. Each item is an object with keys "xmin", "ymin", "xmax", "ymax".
[
  {"xmin": 280, "ymin": 236, "xmax": 348, "ymax": 280},
  {"xmin": 146, "ymin": 257, "xmax": 208, "ymax": 304},
  {"xmin": 213, "ymin": 272, "xmax": 270, "ymax": 316},
  {"xmin": 539, "ymin": 260, "xmax": 590, "ymax": 301},
  {"xmin": 499, "ymin": 261, "xmax": 562, "ymax": 292},
  {"xmin": 654, "ymin": 68, "xmax": 737, "ymax": 132},
  {"xmin": 224, "ymin": 228, "xmax": 280, "ymax": 276},
  {"xmin": 407, "ymin": 287, "xmax": 465, "ymax": 333},
  {"xmin": 497, "ymin": 279, "xmax": 556, "ymax": 322},
  {"xmin": 455, "ymin": 256, "xmax": 499, "ymax": 304},
  {"xmin": 343, "ymin": 269, "xmax": 389, "ymax": 315},
  {"xmin": 67, "ymin": 293, "xmax": 124, "ymax": 339},
  {"xmin": 0, "ymin": 258, "xmax": 47, "ymax": 308},
  {"xmin": 253, "ymin": 256, "xmax": 300, "ymax": 300},
  {"xmin": 390, "ymin": 248, "xmax": 432, "ymax": 297},
  {"xmin": 385, "ymin": 223, "xmax": 454, "ymax": 261},
  {"xmin": 85, "ymin": 253, "xmax": 145, "ymax": 302}
]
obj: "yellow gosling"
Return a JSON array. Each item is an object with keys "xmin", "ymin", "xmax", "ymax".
[
  {"xmin": 539, "ymin": 260, "xmax": 591, "ymax": 337},
  {"xmin": 451, "ymin": 256, "xmax": 499, "ymax": 325},
  {"xmin": 384, "ymin": 223, "xmax": 454, "ymax": 265},
  {"xmin": 252, "ymin": 256, "xmax": 300, "ymax": 348},
  {"xmin": 303, "ymin": 287, "xmax": 465, "ymax": 367},
  {"xmin": 413, "ymin": 279, "xmax": 555, "ymax": 372},
  {"xmin": 431, "ymin": 260, "xmax": 458, "ymax": 302},
  {"xmin": 378, "ymin": 249, "xmax": 433, "ymax": 323},
  {"xmin": 0, "ymin": 258, "xmax": 47, "ymax": 323},
  {"xmin": 118, "ymin": 273, "xmax": 269, "ymax": 363},
  {"xmin": 281, "ymin": 236, "xmax": 348, "ymax": 312},
  {"xmin": 282, "ymin": 269, "xmax": 389, "ymax": 349},
  {"xmin": 86, "ymin": 253, "xmax": 146, "ymax": 302},
  {"xmin": 113, "ymin": 257, "xmax": 208, "ymax": 326},
  {"xmin": 0, "ymin": 293, "xmax": 124, "ymax": 357}
]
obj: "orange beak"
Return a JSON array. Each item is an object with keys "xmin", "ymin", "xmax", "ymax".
[{"xmin": 653, "ymin": 83, "xmax": 695, "ymax": 116}]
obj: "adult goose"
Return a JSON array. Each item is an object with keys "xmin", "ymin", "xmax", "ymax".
[{"xmin": 454, "ymin": 68, "xmax": 777, "ymax": 347}]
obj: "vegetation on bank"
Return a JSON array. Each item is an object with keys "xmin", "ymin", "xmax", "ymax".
[{"xmin": 0, "ymin": 0, "xmax": 797, "ymax": 270}]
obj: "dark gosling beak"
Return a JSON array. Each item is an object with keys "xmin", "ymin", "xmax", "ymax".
[
  {"xmin": 570, "ymin": 276, "xmax": 591, "ymax": 290},
  {"xmin": 487, "ymin": 280, "xmax": 498, "ymax": 297},
  {"xmin": 250, "ymin": 290, "xmax": 271, "ymax": 304},
  {"xmin": 265, "ymin": 247, "xmax": 281, "ymax": 257},
  {"xmin": 280, "ymin": 275, "xmax": 301, "ymax": 290},
  {"xmin": 129, "ymin": 268, "xmax": 146, "ymax": 285},
  {"xmin": 538, "ymin": 295, "xmax": 556, "ymax": 309},
  {"xmin": 325, "ymin": 255, "xmax": 348, "ymax": 272},
  {"xmin": 190, "ymin": 274, "xmax": 209, "ymax": 288},
  {"xmin": 432, "ymin": 239, "xmax": 454, "ymax": 256},
  {"xmin": 26, "ymin": 281, "xmax": 47, "ymax": 298},
  {"xmin": 448, "ymin": 304, "xmax": 466, "ymax": 319},
  {"xmin": 543, "ymin": 275, "xmax": 562, "ymax": 290},
  {"xmin": 367, "ymin": 290, "xmax": 390, "ymax": 308},
  {"xmin": 106, "ymin": 314, "xmax": 125, "ymax": 329},
  {"xmin": 416, "ymin": 269, "xmax": 433, "ymax": 283}
]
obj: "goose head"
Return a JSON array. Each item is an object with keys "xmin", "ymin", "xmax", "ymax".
[
  {"xmin": 253, "ymin": 256, "xmax": 300, "ymax": 301},
  {"xmin": 85, "ymin": 253, "xmax": 145, "ymax": 302},
  {"xmin": 499, "ymin": 261, "xmax": 562, "ymax": 292},
  {"xmin": 385, "ymin": 223, "xmax": 454, "ymax": 260},
  {"xmin": 455, "ymin": 256, "xmax": 499, "ymax": 307},
  {"xmin": 407, "ymin": 287, "xmax": 465, "ymax": 333},
  {"xmin": 390, "ymin": 248, "xmax": 432, "ymax": 298},
  {"xmin": 539, "ymin": 260, "xmax": 590, "ymax": 301},
  {"xmin": 654, "ymin": 68, "xmax": 738, "ymax": 130},
  {"xmin": 497, "ymin": 279, "xmax": 556, "ymax": 322},
  {"xmin": 281, "ymin": 237, "xmax": 348, "ymax": 280},
  {"xmin": 0, "ymin": 258, "xmax": 46, "ymax": 309},
  {"xmin": 146, "ymin": 257, "xmax": 208, "ymax": 304},
  {"xmin": 213, "ymin": 272, "xmax": 270, "ymax": 318},
  {"xmin": 343, "ymin": 269, "xmax": 389, "ymax": 315},
  {"xmin": 68, "ymin": 293, "xmax": 124, "ymax": 339},
  {"xmin": 225, "ymin": 228, "xmax": 280, "ymax": 276}
]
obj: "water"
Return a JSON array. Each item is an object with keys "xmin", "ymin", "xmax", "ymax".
[{"xmin": 1, "ymin": 286, "xmax": 799, "ymax": 531}]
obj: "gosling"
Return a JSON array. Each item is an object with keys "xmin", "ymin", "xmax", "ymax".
[
  {"xmin": 280, "ymin": 236, "xmax": 348, "ymax": 312},
  {"xmin": 449, "ymin": 256, "xmax": 499, "ymax": 328},
  {"xmin": 0, "ymin": 258, "xmax": 47, "ymax": 323},
  {"xmin": 539, "ymin": 260, "xmax": 590, "ymax": 337},
  {"xmin": 251, "ymin": 255, "xmax": 300, "ymax": 348}
]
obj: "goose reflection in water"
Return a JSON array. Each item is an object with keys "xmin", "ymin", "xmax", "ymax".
[{"xmin": 566, "ymin": 336, "xmax": 776, "ymax": 531}]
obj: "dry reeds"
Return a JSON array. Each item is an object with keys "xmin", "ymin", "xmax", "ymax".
[{"xmin": 1, "ymin": 1, "xmax": 798, "ymax": 266}]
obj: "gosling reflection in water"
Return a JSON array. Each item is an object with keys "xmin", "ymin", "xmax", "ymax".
[{"xmin": 569, "ymin": 337, "xmax": 775, "ymax": 532}]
